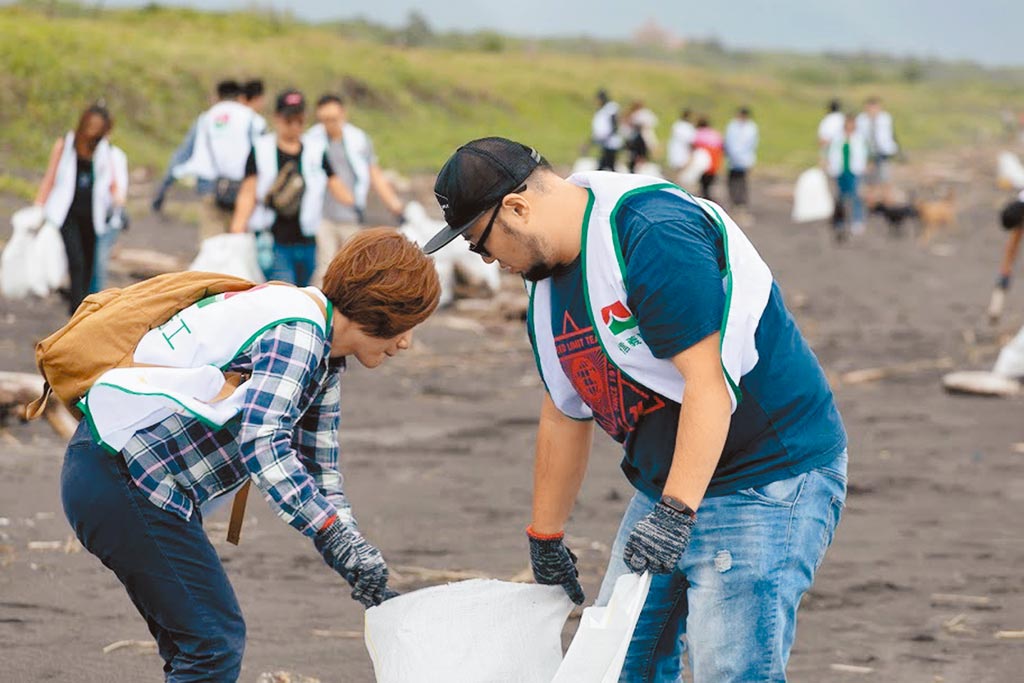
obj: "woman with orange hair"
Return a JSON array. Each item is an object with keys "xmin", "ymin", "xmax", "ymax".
[{"xmin": 60, "ymin": 228, "xmax": 440, "ymax": 681}]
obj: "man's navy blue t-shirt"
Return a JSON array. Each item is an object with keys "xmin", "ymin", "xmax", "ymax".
[{"xmin": 542, "ymin": 189, "xmax": 847, "ymax": 498}]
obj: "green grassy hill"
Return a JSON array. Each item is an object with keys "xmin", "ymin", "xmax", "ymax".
[{"xmin": 1, "ymin": 2, "xmax": 1022, "ymax": 198}]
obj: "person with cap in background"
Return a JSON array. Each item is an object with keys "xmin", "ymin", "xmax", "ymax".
[
  {"xmin": 304, "ymin": 93, "xmax": 406, "ymax": 284},
  {"xmin": 230, "ymin": 89, "xmax": 355, "ymax": 286},
  {"xmin": 424, "ymin": 137, "xmax": 848, "ymax": 682}
]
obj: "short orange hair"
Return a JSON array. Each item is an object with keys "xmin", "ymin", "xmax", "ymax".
[{"xmin": 322, "ymin": 228, "xmax": 441, "ymax": 338}]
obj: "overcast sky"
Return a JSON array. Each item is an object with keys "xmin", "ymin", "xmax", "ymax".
[{"xmin": 94, "ymin": 0, "xmax": 1024, "ymax": 66}]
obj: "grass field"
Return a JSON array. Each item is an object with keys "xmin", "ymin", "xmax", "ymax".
[{"xmin": 1, "ymin": 1, "xmax": 1022, "ymax": 200}]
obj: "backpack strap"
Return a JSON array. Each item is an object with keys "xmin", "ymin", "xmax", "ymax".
[
  {"xmin": 226, "ymin": 480, "xmax": 251, "ymax": 545},
  {"xmin": 24, "ymin": 382, "xmax": 52, "ymax": 421}
]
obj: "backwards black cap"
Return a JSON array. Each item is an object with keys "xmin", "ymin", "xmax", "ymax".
[{"xmin": 424, "ymin": 137, "xmax": 543, "ymax": 254}]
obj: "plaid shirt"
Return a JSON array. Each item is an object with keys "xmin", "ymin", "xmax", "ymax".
[{"xmin": 120, "ymin": 320, "xmax": 350, "ymax": 537}]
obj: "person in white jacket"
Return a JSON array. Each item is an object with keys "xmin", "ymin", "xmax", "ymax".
[
  {"xmin": 667, "ymin": 109, "xmax": 696, "ymax": 173},
  {"xmin": 856, "ymin": 96, "xmax": 899, "ymax": 207},
  {"xmin": 173, "ymin": 83, "xmax": 262, "ymax": 244},
  {"xmin": 33, "ymin": 104, "xmax": 124, "ymax": 313},
  {"xmin": 90, "ymin": 142, "xmax": 128, "ymax": 293},
  {"xmin": 724, "ymin": 107, "xmax": 759, "ymax": 217}
]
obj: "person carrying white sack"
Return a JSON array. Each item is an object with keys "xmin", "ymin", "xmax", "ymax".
[{"xmin": 33, "ymin": 103, "xmax": 124, "ymax": 314}]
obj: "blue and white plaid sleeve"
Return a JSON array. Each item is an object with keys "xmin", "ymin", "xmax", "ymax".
[
  {"xmin": 292, "ymin": 371, "xmax": 355, "ymax": 526},
  {"xmin": 238, "ymin": 321, "xmax": 337, "ymax": 537}
]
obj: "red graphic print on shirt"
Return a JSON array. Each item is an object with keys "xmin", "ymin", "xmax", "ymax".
[{"xmin": 555, "ymin": 311, "xmax": 665, "ymax": 443}]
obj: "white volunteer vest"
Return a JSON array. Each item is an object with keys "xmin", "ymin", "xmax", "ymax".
[
  {"xmin": 304, "ymin": 122, "xmax": 372, "ymax": 211},
  {"xmin": 249, "ymin": 134, "xmax": 329, "ymax": 237},
  {"xmin": 80, "ymin": 285, "xmax": 331, "ymax": 451},
  {"xmin": 44, "ymin": 132, "xmax": 115, "ymax": 236},
  {"xmin": 528, "ymin": 172, "xmax": 773, "ymax": 422},
  {"xmin": 173, "ymin": 101, "xmax": 257, "ymax": 182}
]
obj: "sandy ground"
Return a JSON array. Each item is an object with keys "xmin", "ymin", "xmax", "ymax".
[{"xmin": 1, "ymin": 151, "xmax": 1023, "ymax": 683}]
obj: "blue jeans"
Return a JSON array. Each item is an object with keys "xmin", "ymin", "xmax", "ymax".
[
  {"xmin": 60, "ymin": 423, "xmax": 245, "ymax": 682},
  {"xmin": 89, "ymin": 228, "xmax": 120, "ymax": 293},
  {"xmin": 834, "ymin": 173, "xmax": 863, "ymax": 230},
  {"xmin": 264, "ymin": 241, "xmax": 317, "ymax": 286},
  {"xmin": 597, "ymin": 450, "xmax": 848, "ymax": 683}
]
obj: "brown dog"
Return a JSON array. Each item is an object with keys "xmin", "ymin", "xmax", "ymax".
[{"xmin": 916, "ymin": 187, "xmax": 957, "ymax": 245}]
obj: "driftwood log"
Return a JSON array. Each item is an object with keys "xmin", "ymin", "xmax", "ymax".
[{"xmin": 0, "ymin": 371, "xmax": 77, "ymax": 439}]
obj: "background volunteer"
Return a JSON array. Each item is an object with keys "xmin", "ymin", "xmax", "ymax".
[
  {"xmin": 304, "ymin": 93, "xmax": 405, "ymax": 283},
  {"xmin": 33, "ymin": 103, "xmax": 125, "ymax": 314},
  {"xmin": 424, "ymin": 137, "xmax": 848, "ymax": 682},
  {"xmin": 230, "ymin": 89, "xmax": 355, "ymax": 286}
]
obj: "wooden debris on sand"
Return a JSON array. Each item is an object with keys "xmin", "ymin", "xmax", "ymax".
[{"xmin": 102, "ymin": 639, "xmax": 158, "ymax": 654}]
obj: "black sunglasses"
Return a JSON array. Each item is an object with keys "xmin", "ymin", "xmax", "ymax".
[{"xmin": 466, "ymin": 184, "xmax": 526, "ymax": 258}]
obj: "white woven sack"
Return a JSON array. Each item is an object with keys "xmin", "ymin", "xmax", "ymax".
[
  {"xmin": 552, "ymin": 571, "xmax": 652, "ymax": 682},
  {"xmin": 364, "ymin": 579, "xmax": 573, "ymax": 683},
  {"xmin": 34, "ymin": 220, "xmax": 69, "ymax": 293}
]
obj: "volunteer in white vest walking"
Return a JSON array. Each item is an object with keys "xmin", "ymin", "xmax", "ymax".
[
  {"xmin": 855, "ymin": 96, "xmax": 899, "ymax": 208},
  {"xmin": 61, "ymin": 229, "xmax": 441, "ymax": 682},
  {"xmin": 425, "ymin": 137, "xmax": 848, "ymax": 682},
  {"xmin": 229, "ymin": 89, "xmax": 355, "ymax": 286},
  {"xmin": 304, "ymin": 93, "xmax": 405, "ymax": 284},
  {"xmin": 173, "ymin": 81, "xmax": 261, "ymax": 243},
  {"xmin": 34, "ymin": 104, "xmax": 124, "ymax": 313}
]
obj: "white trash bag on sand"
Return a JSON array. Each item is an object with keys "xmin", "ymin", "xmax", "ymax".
[
  {"xmin": 791, "ymin": 167, "xmax": 834, "ymax": 223},
  {"xmin": 365, "ymin": 579, "xmax": 573, "ymax": 683},
  {"xmin": 189, "ymin": 233, "xmax": 265, "ymax": 282},
  {"xmin": 997, "ymin": 151, "xmax": 1024, "ymax": 189},
  {"xmin": 400, "ymin": 201, "xmax": 500, "ymax": 307},
  {"xmin": 364, "ymin": 572, "xmax": 651, "ymax": 683},
  {"xmin": 552, "ymin": 571, "xmax": 651, "ymax": 682}
]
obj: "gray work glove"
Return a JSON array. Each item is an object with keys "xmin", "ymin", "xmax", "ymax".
[
  {"xmin": 623, "ymin": 503, "xmax": 697, "ymax": 574},
  {"xmin": 315, "ymin": 520, "xmax": 396, "ymax": 608},
  {"xmin": 527, "ymin": 526, "xmax": 585, "ymax": 605}
]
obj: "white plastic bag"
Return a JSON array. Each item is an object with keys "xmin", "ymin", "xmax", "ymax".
[
  {"xmin": 364, "ymin": 579, "xmax": 573, "ymax": 683},
  {"xmin": 401, "ymin": 202, "xmax": 501, "ymax": 306},
  {"xmin": 189, "ymin": 233, "xmax": 265, "ymax": 282},
  {"xmin": 572, "ymin": 157, "xmax": 599, "ymax": 174},
  {"xmin": 34, "ymin": 220, "xmax": 69, "ymax": 293},
  {"xmin": 2, "ymin": 205, "xmax": 66, "ymax": 299},
  {"xmin": 997, "ymin": 151, "xmax": 1024, "ymax": 189},
  {"xmin": 552, "ymin": 571, "xmax": 652, "ymax": 682},
  {"xmin": 678, "ymin": 147, "xmax": 712, "ymax": 189},
  {"xmin": 791, "ymin": 167, "xmax": 834, "ymax": 223},
  {"xmin": 994, "ymin": 324, "xmax": 1024, "ymax": 378}
]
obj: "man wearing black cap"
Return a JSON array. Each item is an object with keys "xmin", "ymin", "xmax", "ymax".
[
  {"xmin": 425, "ymin": 138, "xmax": 848, "ymax": 681},
  {"xmin": 230, "ymin": 89, "xmax": 354, "ymax": 286}
]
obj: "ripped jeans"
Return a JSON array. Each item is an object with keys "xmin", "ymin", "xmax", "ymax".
[{"xmin": 597, "ymin": 450, "xmax": 847, "ymax": 683}]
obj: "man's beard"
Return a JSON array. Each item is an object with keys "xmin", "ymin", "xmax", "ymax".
[{"xmin": 522, "ymin": 262, "xmax": 560, "ymax": 282}]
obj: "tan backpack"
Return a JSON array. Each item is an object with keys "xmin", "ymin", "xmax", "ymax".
[{"xmin": 27, "ymin": 271, "xmax": 254, "ymax": 420}]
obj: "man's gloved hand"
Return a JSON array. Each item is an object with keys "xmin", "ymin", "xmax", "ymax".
[
  {"xmin": 623, "ymin": 502, "xmax": 697, "ymax": 574},
  {"xmin": 527, "ymin": 526, "xmax": 585, "ymax": 605},
  {"xmin": 315, "ymin": 519, "xmax": 396, "ymax": 608}
]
